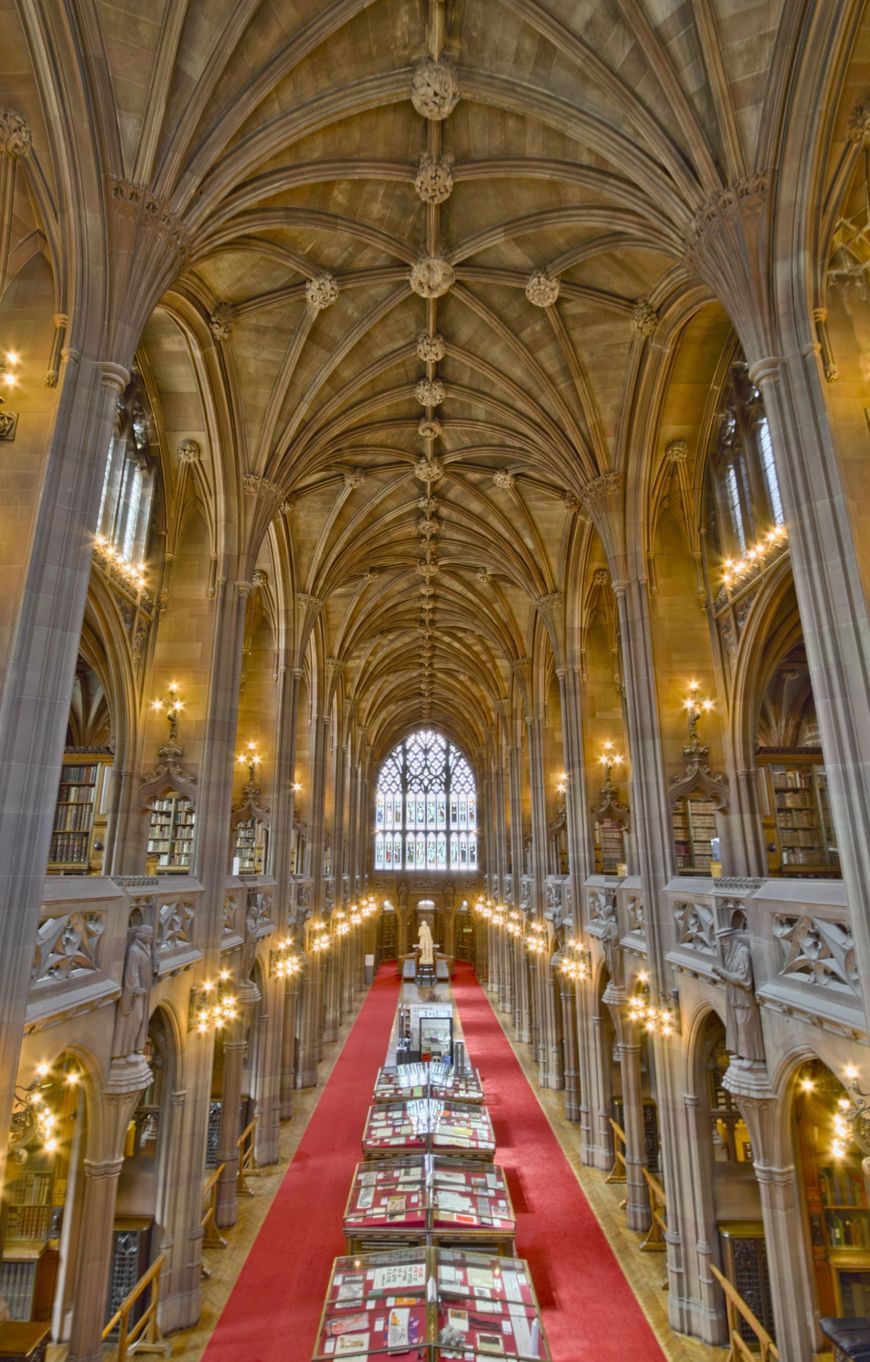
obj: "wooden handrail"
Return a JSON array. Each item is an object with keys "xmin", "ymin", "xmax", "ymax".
[
  {"xmin": 237, "ymin": 1116, "xmax": 258, "ymax": 1197},
  {"xmin": 711, "ymin": 1263, "xmax": 779, "ymax": 1362},
  {"xmin": 101, "ymin": 1253, "xmax": 168, "ymax": 1362},
  {"xmin": 606, "ymin": 1118, "xmax": 628, "ymax": 1185},
  {"xmin": 639, "ymin": 1167, "xmax": 667, "ymax": 1254},
  {"xmin": 201, "ymin": 1161, "xmax": 227, "ymax": 1273}
]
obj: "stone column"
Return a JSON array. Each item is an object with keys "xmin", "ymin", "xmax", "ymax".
[
  {"xmin": 586, "ymin": 984, "xmax": 615, "ymax": 1171},
  {"xmin": 253, "ymin": 971, "xmax": 283, "ymax": 1165},
  {"xmin": 507, "ymin": 741, "xmax": 531, "ymax": 1043},
  {"xmin": 161, "ymin": 575, "xmax": 253, "ymax": 1326},
  {"xmin": 294, "ymin": 960, "xmax": 320, "ymax": 1088},
  {"xmin": 279, "ymin": 966, "xmax": 301, "ymax": 1117},
  {"xmin": 67, "ymin": 1080, "xmax": 148, "ymax": 1362},
  {"xmin": 215, "ymin": 1024, "xmax": 248, "ymax": 1228},
  {"xmin": 0, "ymin": 352, "xmax": 128, "ymax": 1190},
  {"xmin": 558, "ymin": 966, "xmax": 581, "ymax": 1120},
  {"xmin": 605, "ymin": 988, "xmax": 651, "ymax": 1232},
  {"xmin": 729, "ymin": 1079, "xmax": 816, "ymax": 1362}
]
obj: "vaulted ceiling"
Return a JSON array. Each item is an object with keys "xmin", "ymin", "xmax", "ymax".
[{"xmin": 6, "ymin": 0, "xmax": 856, "ymax": 762}]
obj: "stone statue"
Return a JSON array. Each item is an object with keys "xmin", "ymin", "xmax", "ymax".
[
  {"xmin": 417, "ymin": 920, "xmax": 435, "ymax": 967},
  {"xmin": 240, "ymin": 902, "xmax": 259, "ymax": 986},
  {"xmin": 112, "ymin": 925, "xmax": 155, "ymax": 1059},
  {"xmin": 600, "ymin": 902, "xmax": 624, "ymax": 989},
  {"xmin": 715, "ymin": 930, "xmax": 765, "ymax": 1064}
]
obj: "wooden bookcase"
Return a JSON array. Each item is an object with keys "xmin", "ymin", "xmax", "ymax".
[
  {"xmin": 146, "ymin": 794, "xmax": 195, "ymax": 872},
  {"xmin": 671, "ymin": 796, "xmax": 718, "ymax": 873},
  {"xmin": 47, "ymin": 752, "xmax": 113, "ymax": 874},
  {"xmin": 233, "ymin": 817, "xmax": 267, "ymax": 874},
  {"xmin": 759, "ymin": 753, "xmax": 839, "ymax": 877},
  {"xmin": 594, "ymin": 817, "xmax": 625, "ymax": 874}
]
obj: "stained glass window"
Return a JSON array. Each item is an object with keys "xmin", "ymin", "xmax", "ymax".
[{"xmin": 373, "ymin": 730, "xmax": 477, "ymax": 870}]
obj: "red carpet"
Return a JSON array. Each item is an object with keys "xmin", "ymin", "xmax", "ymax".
[
  {"xmin": 200, "ymin": 965, "xmax": 400, "ymax": 1362},
  {"xmin": 452, "ymin": 962, "xmax": 666, "ymax": 1362}
]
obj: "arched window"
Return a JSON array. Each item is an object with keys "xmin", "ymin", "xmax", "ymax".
[
  {"xmin": 705, "ymin": 365, "xmax": 784, "ymax": 561},
  {"xmin": 374, "ymin": 730, "xmax": 477, "ymax": 871},
  {"xmin": 96, "ymin": 382, "xmax": 156, "ymax": 569}
]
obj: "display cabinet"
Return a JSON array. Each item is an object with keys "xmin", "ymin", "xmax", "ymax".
[
  {"xmin": 146, "ymin": 794, "xmax": 195, "ymax": 872},
  {"xmin": 760, "ymin": 755, "xmax": 839, "ymax": 876},
  {"xmin": 362, "ymin": 1100, "xmax": 495, "ymax": 1162},
  {"xmin": 343, "ymin": 1156, "xmax": 515, "ymax": 1254},
  {"xmin": 312, "ymin": 1246, "xmax": 551, "ymax": 1360},
  {"xmin": 373, "ymin": 1064, "xmax": 484, "ymax": 1106},
  {"xmin": 47, "ymin": 752, "xmax": 113, "ymax": 873}
]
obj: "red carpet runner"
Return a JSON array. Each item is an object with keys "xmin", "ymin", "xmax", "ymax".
[
  {"xmin": 452, "ymin": 962, "xmax": 666, "ymax": 1362},
  {"xmin": 200, "ymin": 965, "xmax": 400, "ymax": 1362}
]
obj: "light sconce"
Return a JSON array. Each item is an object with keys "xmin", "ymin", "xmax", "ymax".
[
  {"xmin": 598, "ymin": 741, "xmax": 624, "ymax": 784},
  {"xmin": 0, "ymin": 350, "xmax": 21, "ymax": 441},
  {"xmin": 93, "ymin": 533, "xmax": 147, "ymax": 593},
  {"xmin": 292, "ymin": 782, "xmax": 303, "ymax": 794},
  {"xmin": 272, "ymin": 937, "xmax": 302, "ymax": 980},
  {"xmin": 310, "ymin": 927, "xmax": 331, "ymax": 953},
  {"xmin": 152, "ymin": 682, "xmax": 184, "ymax": 741},
  {"xmin": 556, "ymin": 771, "xmax": 568, "ymax": 796},
  {"xmin": 237, "ymin": 741, "xmax": 262, "ymax": 786},
  {"xmin": 682, "ymin": 681, "xmax": 714, "ymax": 747},
  {"xmin": 192, "ymin": 969, "xmax": 239, "ymax": 1034},
  {"xmin": 526, "ymin": 920, "xmax": 548, "ymax": 956},
  {"xmin": 559, "ymin": 938, "xmax": 591, "ymax": 982},
  {"xmin": 626, "ymin": 971, "xmax": 678, "ymax": 1037},
  {"xmin": 829, "ymin": 1065, "xmax": 870, "ymax": 1161},
  {"xmin": 723, "ymin": 524, "xmax": 787, "ymax": 587},
  {"xmin": 9, "ymin": 1060, "xmax": 77, "ymax": 1161}
]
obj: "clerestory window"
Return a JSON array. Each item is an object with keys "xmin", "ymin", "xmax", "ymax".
[{"xmin": 374, "ymin": 729, "xmax": 477, "ymax": 871}]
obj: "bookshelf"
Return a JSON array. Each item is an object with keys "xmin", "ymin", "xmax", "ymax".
[
  {"xmin": 234, "ymin": 817, "xmax": 267, "ymax": 875},
  {"xmin": 146, "ymin": 794, "xmax": 195, "ymax": 872},
  {"xmin": 48, "ymin": 752, "xmax": 113, "ymax": 873},
  {"xmin": 761, "ymin": 755, "xmax": 839, "ymax": 876},
  {"xmin": 796, "ymin": 1063, "xmax": 870, "ymax": 1317},
  {"xmin": 594, "ymin": 817, "xmax": 625, "ymax": 874},
  {"xmin": 672, "ymin": 796, "xmax": 718, "ymax": 872}
]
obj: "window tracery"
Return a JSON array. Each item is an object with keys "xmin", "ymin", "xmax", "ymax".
[
  {"xmin": 96, "ymin": 380, "xmax": 156, "ymax": 569},
  {"xmin": 374, "ymin": 730, "xmax": 477, "ymax": 871}
]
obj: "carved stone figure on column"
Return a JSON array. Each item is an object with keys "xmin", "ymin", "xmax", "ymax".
[
  {"xmin": 715, "ymin": 930, "xmax": 765, "ymax": 1064},
  {"xmin": 238, "ymin": 901, "xmax": 262, "ymax": 1003},
  {"xmin": 112, "ymin": 925, "xmax": 155, "ymax": 1059},
  {"xmin": 417, "ymin": 919, "xmax": 435, "ymax": 967},
  {"xmin": 600, "ymin": 901, "xmax": 624, "ymax": 989}
]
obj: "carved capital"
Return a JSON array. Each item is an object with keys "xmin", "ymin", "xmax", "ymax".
[
  {"xmin": 631, "ymin": 299, "xmax": 658, "ymax": 337},
  {"xmin": 243, "ymin": 473, "xmax": 282, "ymax": 509},
  {"xmin": 665, "ymin": 439, "xmax": 688, "ymax": 463},
  {"xmin": 177, "ymin": 438, "xmax": 200, "ymax": 464},
  {"xmin": 209, "ymin": 303, "xmax": 234, "ymax": 342},
  {"xmin": 0, "ymin": 109, "xmax": 32, "ymax": 159},
  {"xmin": 343, "ymin": 467, "xmax": 366, "ymax": 490}
]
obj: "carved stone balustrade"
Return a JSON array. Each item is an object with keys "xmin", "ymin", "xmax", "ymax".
[{"xmin": 29, "ymin": 875, "xmax": 205, "ymax": 1030}]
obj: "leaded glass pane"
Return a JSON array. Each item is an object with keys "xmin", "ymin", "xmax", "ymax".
[
  {"xmin": 374, "ymin": 730, "xmax": 477, "ymax": 870},
  {"xmin": 468, "ymin": 834, "xmax": 478, "ymax": 869}
]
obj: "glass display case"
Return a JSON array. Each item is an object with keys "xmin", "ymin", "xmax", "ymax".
[
  {"xmin": 363, "ymin": 1101, "xmax": 495, "ymax": 1161},
  {"xmin": 312, "ymin": 1246, "xmax": 551, "ymax": 1360},
  {"xmin": 343, "ymin": 1156, "xmax": 515, "ymax": 1253},
  {"xmin": 373, "ymin": 1064, "xmax": 484, "ymax": 1106}
]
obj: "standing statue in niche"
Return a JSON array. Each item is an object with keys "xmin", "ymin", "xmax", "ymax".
[
  {"xmin": 417, "ymin": 919, "xmax": 435, "ymax": 967},
  {"xmin": 112, "ymin": 925, "xmax": 155, "ymax": 1059},
  {"xmin": 600, "ymin": 901, "xmax": 624, "ymax": 990},
  {"xmin": 715, "ymin": 929, "xmax": 765, "ymax": 1064}
]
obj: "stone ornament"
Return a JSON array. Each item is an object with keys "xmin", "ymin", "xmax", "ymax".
[
  {"xmin": 177, "ymin": 438, "xmax": 200, "ymax": 463},
  {"xmin": 476, "ymin": 567, "xmax": 492, "ymax": 585},
  {"xmin": 416, "ymin": 377, "xmax": 446, "ymax": 407},
  {"xmin": 631, "ymin": 299, "xmax": 658, "ymax": 337},
  {"xmin": 415, "ymin": 456, "xmax": 444, "ymax": 483},
  {"xmin": 492, "ymin": 469, "xmax": 515, "ymax": 492},
  {"xmin": 410, "ymin": 58, "xmax": 460, "ymax": 121},
  {"xmin": 209, "ymin": 303, "xmax": 234, "ymax": 342},
  {"xmin": 415, "ymin": 153, "xmax": 454, "ymax": 203},
  {"xmin": 848, "ymin": 100, "xmax": 870, "ymax": 144},
  {"xmin": 416, "ymin": 332, "xmax": 446, "ymax": 363},
  {"xmin": 714, "ymin": 929, "xmax": 765, "ymax": 1063},
  {"xmin": 243, "ymin": 473, "xmax": 282, "ymax": 508},
  {"xmin": 0, "ymin": 109, "xmax": 32, "ymax": 159},
  {"xmin": 306, "ymin": 271, "xmax": 339, "ymax": 310},
  {"xmin": 343, "ymin": 468, "xmax": 366, "ymax": 489},
  {"xmin": 525, "ymin": 271, "xmax": 560, "ymax": 307},
  {"xmin": 665, "ymin": 439, "xmax": 689, "ymax": 463},
  {"xmin": 417, "ymin": 494, "xmax": 438, "ymax": 513},
  {"xmin": 112, "ymin": 926, "xmax": 156, "ymax": 1060},
  {"xmin": 409, "ymin": 254, "xmax": 455, "ymax": 298},
  {"xmin": 418, "ymin": 417, "xmax": 442, "ymax": 439}
]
